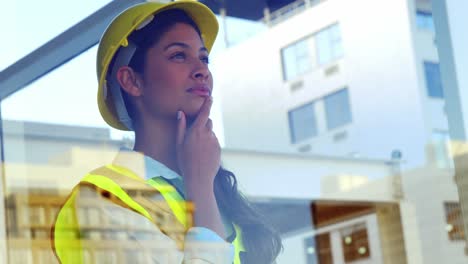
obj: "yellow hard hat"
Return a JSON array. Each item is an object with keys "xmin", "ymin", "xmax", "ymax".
[{"xmin": 97, "ymin": 0, "xmax": 219, "ymax": 131}]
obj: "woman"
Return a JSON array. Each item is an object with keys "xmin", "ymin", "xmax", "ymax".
[{"xmin": 52, "ymin": 1, "xmax": 282, "ymax": 263}]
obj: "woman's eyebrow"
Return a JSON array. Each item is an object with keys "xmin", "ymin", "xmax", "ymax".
[
  {"xmin": 164, "ymin": 42, "xmax": 189, "ymax": 51},
  {"xmin": 164, "ymin": 42, "xmax": 208, "ymax": 52}
]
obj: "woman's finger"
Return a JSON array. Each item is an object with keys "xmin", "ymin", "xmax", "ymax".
[
  {"xmin": 176, "ymin": 110, "xmax": 187, "ymax": 147},
  {"xmin": 193, "ymin": 97, "xmax": 212, "ymax": 128},
  {"xmin": 206, "ymin": 119, "xmax": 213, "ymax": 131}
]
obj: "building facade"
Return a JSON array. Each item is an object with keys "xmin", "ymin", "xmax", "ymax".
[{"xmin": 213, "ymin": 0, "xmax": 447, "ymax": 169}]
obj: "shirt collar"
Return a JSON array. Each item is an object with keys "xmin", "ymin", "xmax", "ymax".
[{"xmin": 113, "ymin": 147, "xmax": 182, "ymax": 181}]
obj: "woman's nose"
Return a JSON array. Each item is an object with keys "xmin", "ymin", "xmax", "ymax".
[{"xmin": 191, "ymin": 60, "xmax": 210, "ymax": 81}]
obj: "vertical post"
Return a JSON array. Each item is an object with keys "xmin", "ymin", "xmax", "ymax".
[
  {"xmin": 0, "ymin": 107, "xmax": 8, "ymax": 263},
  {"xmin": 220, "ymin": 7, "xmax": 229, "ymax": 48},
  {"xmin": 263, "ymin": 7, "xmax": 271, "ymax": 26},
  {"xmin": 391, "ymin": 150, "xmax": 404, "ymax": 200},
  {"xmin": 431, "ymin": 0, "xmax": 468, "ymax": 254}
]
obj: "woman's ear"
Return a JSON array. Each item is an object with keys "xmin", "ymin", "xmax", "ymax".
[{"xmin": 116, "ymin": 66, "xmax": 143, "ymax": 97}]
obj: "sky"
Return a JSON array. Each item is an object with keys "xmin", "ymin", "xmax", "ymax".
[{"xmin": 0, "ymin": 0, "xmax": 265, "ymax": 142}]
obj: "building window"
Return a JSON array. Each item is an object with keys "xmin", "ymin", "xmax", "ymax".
[
  {"xmin": 424, "ymin": 61, "xmax": 444, "ymax": 98},
  {"xmin": 281, "ymin": 23, "xmax": 343, "ymax": 80},
  {"xmin": 324, "ymin": 88, "xmax": 352, "ymax": 130},
  {"xmin": 444, "ymin": 202, "xmax": 465, "ymax": 241},
  {"xmin": 282, "ymin": 38, "xmax": 313, "ymax": 80},
  {"xmin": 341, "ymin": 223, "xmax": 371, "ymax": 263},
  {"xmin": 316, "ymin": 24, "xmax": 343, "ymax": 65},
  {"xmin": 288, "ymin": 102, "xmax": 318, "ymax": 143},
  {"xmin": 416, "ymin": 10, "xmax": 435, "ymax": 32}
]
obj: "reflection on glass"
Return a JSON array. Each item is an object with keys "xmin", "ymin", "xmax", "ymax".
[{"xmin": 2, "ymin": 0, "xmax": 468, "ymax": 263}]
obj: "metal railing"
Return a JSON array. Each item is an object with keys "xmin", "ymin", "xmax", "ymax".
[{"xmin": 263, "ymin": 0, "xmax": 326, "ymax": 26}]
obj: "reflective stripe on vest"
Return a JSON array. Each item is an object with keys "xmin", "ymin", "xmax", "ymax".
[
  {"xmin": 106, "ymin": 164, "xmax": 186, "ymax": 226},
  {"xmin": 53, "ymin": 164, "xmax": 246, "ymax": 263},
  {"xmin": 147, "ymin": 177, "xmax": 188, "ymax": 228},
  {"xmin": 53, "ymin": 188, "xmax": 83, "ymax": 264},
  {"xmin": 232, "ymin": 224, "xmax": 245, "ymax": 264}
]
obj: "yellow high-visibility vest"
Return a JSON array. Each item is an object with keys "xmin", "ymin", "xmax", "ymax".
[{"xmin": 52, "ymin": 164, "xmax": 245, "ymax": 263}]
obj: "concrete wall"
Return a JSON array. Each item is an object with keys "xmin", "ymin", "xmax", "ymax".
[
  {"xmin": 376, "ymin": 204, "xmax": 407, "ymax": 264},
  {"xmin": 399, "ymin": 167, "xmax": 466, "ymax": 263}
]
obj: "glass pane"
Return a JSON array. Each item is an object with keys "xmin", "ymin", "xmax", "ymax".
[
  {"xmin": 283, "ymin": 45, "xmax": 299, "ymax": 80},
  {"xmin": 282, "ymin": 39, "xmax": 312, "ymax": 80},
  {"xmin": 316, "ymin": 28, "xmax": 332, "ymax": 65},
  {"xmin": 424, "ymin": 61, "xmax": 444, "ymax": 98},
  {"xmin": 289, "ymin": 102, "xmax": 318, "ymax": 143},
  {"xmin": 2, "ymin": 0, "xmax": 468, "ymax": 263},
  {"xmin": 416, "ymin": 11, "xmax": 435, "ymax": 32},
  {"xmin": 324, "ymin": 88, "xmax": 352, "ymax": 130}
]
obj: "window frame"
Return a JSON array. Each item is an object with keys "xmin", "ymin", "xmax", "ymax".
[
  {"xmin": 281, "ymin": 36, "xmax": 314, "ymax": 81},
  {"xmin": 280, "ymin": 22, "xmax": 344, "ymax": 81},
  {"xmin": 288, "ymin": 101, "xmax": 319, "ymax": 144}
]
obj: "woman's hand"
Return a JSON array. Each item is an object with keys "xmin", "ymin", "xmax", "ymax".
[
  {"xmin": 176, "ymin": 97, "xmax": 226, "ymax": 238},
  {"xmin": 176, "ymin": 96, "xmax": 220, "ymax": 192}
]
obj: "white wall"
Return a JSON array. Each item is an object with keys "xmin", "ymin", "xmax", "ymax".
[
  {"xmin": 320, "ymin": 174, "xmax": 396, "ymax": 202},
  {"xmin": 221, "ymin": 148, "xmax": 393, "ymax": 198},
  {"xmin": 213, "ymin": 0, "xmax": 430, "ymax": 168}
]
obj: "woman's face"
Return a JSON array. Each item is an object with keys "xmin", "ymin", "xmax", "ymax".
[{"xmin": 137, "ymin": 22, "xmax": 212, "ymax": 122}]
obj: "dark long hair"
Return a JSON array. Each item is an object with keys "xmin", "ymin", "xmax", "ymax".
[{"xmin": 114, "ymin": 9, "xmax": 283, "ymax": 263}]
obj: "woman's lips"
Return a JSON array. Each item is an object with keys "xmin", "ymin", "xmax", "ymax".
[{"xmin": 187, "ymin": 87, "xmax": 211, "ymax": 97}]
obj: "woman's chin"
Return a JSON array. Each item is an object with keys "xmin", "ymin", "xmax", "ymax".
[
  {"xmin": 183, "ymin": 101, "xmax": 205, "ymax": 118},
  {"xmin": 184, "ymin": 110, "xmax": 201, "ymax": 124}
]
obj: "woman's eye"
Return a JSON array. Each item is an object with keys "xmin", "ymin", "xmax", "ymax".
[
  {"xmin": 170, "ymin": 52, "xmax": 186, "ymax": 61},
  {"xmin": 201, "ymin": 56, "xmax": 210, "ymax": 64}
]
